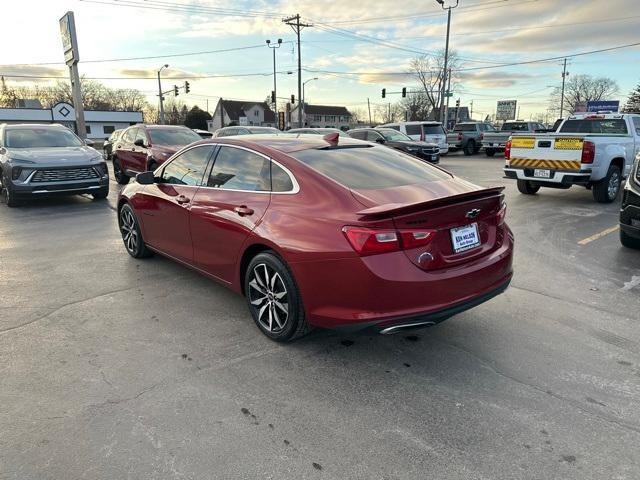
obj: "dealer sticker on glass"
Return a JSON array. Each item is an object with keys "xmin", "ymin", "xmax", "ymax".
[{"xmin": 450, "ymin": 223, "xmax": 481, "ymax": 253}]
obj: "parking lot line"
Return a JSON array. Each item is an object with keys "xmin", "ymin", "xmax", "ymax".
[{"xmin": 577, "ymin": 225, "xmax": 619, "ymax": 245}]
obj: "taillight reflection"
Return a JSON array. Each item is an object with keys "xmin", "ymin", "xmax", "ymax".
[{"xmin": 342, "ymin": 226, "xmax": 436, "ymax": 256}]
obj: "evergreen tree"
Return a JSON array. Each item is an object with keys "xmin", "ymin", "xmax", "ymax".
[{"xmin": 624, "ymin": 82, "xmax": 640, "ymax": 113}]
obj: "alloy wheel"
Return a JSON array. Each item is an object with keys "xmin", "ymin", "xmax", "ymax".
[
  {"xmin": 113, "ymin": 160, "xmax": 123, "ymax": 181},
  {"xmin": 248, "ymin": 263, "xmax": 289, "ymax": 333},
  {"xmin": 608, "ymin": 171, "xmax": 620, "ymax": 200},
  {"xmin": 120, "ymin": 208, "xmax": 139, "ymax": 254}
]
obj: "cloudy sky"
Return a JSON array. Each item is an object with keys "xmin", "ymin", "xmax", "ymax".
[{"xmin": 1, "ymin": 0, "xmax": 639, "ymax": 121}]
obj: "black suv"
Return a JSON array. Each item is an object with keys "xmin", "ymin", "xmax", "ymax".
[
  {"xmin": 347, "ymin": 128, "xmax": 439, "ymax": 163},
  {"xmin": 620, "ymin": 155, "xmax": 640, "ymax": 249}
]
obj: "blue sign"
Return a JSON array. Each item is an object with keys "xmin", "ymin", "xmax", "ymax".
[{"xmin": 586, "ymin": 100, "xmax": 619, "ymax": 112}]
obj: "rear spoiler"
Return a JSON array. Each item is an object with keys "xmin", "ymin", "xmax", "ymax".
[{"xmin": 356, "ymin": 186, "xmax": 504, "ymax": 220}]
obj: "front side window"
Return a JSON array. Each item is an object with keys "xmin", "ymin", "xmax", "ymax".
[
  {"xmin": 160, "ymin": 145, "xmax": 214, "ymax": 186},
  {"xmin": 148, "ymin": 127, "xmax": 201, "ymax": 145},
  {"xmin": 633, "ymin": 117, "xmax": 640, "ymax": 135},
  {"xmin": 207, "ymin": 146, "xmax": 270, "ymax": 191},
  {"xmin": 135, "ymin": 130, "xmax": 147, "ymax": 145},
  {"xmin": 123, "ymin": 128, "xmax": 137, "ymax": 143},
  {"xmin": 365, "ymin": 131, "xmax": 383, "ymax": 141},
  {"xmin": 5, "ymin": 127, "xmax": 83, "ymax": 148},
  {"xmin": 348, "ymin": 131, "xmax": 367, "ymax": 140},
  {"xmin": 379, "ymin": 129, "xmax": 412, "ymax": 142}
]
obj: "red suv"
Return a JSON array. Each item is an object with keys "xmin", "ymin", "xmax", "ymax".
[{"xmin": 112, "ymin": 124, "xmax": 201, "ymax": 184}]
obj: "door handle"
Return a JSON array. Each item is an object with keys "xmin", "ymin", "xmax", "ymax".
[
  {"xmin": 176, "ymin": 195, "xmax": 190, "ymax": 205},
  {"xmin": 234, "ymin": 205, "xmax": 254, "ymax": 216}
]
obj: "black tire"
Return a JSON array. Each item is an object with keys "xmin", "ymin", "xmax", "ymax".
[
  {"xmin": 485, "ymin": 148, "xmax": 496, "ymax": 157},
  {"xmin": 620, "ymin": 229, "xmax": 640, "ymax": 249},
  {"xmin": 244, "ymin": 251, "xmax": 310, "ymax": 342},
  {"xmin": 118, "ymin": 203, "xmax": 153, "ymax": 258},
  {"xmin": 113, "ymin": 157, "xmax": 130, "ymax": 185},
  {"xmin": 1, "ymin": 173, "xmax": 20, "ymax": 207},
  {"xmin": 92, "ymin": 185, "xmax": 109, "ymax": 200},
  {"xmin": 463, "ymin": 140, "xmax": 476, "ymax": 156},
  {"xmin": 517, "ymin": 179, "xmax": 541, "ymax": 195},
  {"xmin": 592, "ymin": 165, "xmax": 621, "ymax": 203}
]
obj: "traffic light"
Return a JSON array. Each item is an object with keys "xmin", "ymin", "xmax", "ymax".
[
  {"xmin": 271, "ymin": 90, "xmax": 276, "ymax": 103},
  {"xmin": 456, "ymin": 98, "xmax": 460, "ymax": 108},
  {"xmin": 184, "ymin": 81, "xmax": 190, "ymax": 94},
  {"xmin": 382, "ymin": 88, "xmax": 386, "ymax": 99},
  {"xmin": 174, "ymin": 85, "xmax": 179, "ymax": 96},
  {"xmin": 291, "ymin": 94, "xmax": 295, "ymax": 104},
  {"xmin": 402, "ymin": 87, "xmax": 406, "ymax": 98}
]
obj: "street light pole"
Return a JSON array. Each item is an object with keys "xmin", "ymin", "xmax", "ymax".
[
  {"xmin": 157, "ymin": 64, "xmax": 169, "ymax": 125},
  {"xmin": 302, "ymin": 77, "xmax": 318, "ymax": 126},
  {"xmin": 266, "ymin": 39, "xmax": 282, "ymax": 115},
  {"xmin": 436, "ymin": 0, "xmax": 458, "ymax": 126}
]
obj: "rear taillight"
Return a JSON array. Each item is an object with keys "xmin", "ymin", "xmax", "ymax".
[
  {"xmin": 504, "ymin": 140, "xmax": 512, "ymax": 160},
  {"xmin": 480, "ymin": 133, "xmax": 484, "ymax": 141},
  {"xmin": 457, "ymin": 133, "xmax": 463, "ymax": 141},
  {"xmin": 581, "ymin": 140, "xmax": 595, "ymax": 164},
  {"xmin": 342, "ymin": 226, "xmax": 436, "ymax": 256}
]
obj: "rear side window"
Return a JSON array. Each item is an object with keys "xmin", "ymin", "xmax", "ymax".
[
  {"xmin": 633, "ymin": 117, "xmax": 640, "ymax": 135},
  {"xmin": 386, "ymin": 125, "xmax": 400, "ymax": 131},
  {"xmin": 271, "ymin": 163, "xmax": 294, "ymax": 192},
  {"xmin": 348, "ymin": 131, "xmax": 367, "ymax": 140},
  {"xmin": 559, "ymin": 119, "xmax": 628, "ymax": 134},
  {"xmin": 207, "ymin": 146, "xmax": 270, "ymax": 191},
  {"xmin": 423, "ymin": 125, "xmax": 445, "ymax": 135},
  {"xmin": 405, "ymin": 124, "xmax": 422, "ymax": 136},
  {"xmin": 290, "ymin": 146, "xmax": 450, "ymax": 190}
]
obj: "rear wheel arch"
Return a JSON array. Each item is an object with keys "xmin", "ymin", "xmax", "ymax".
[
  {"xmin": 610, "ymin": 157, "xmax": 625, "ymax": 174},
  {"xmin": 239, "ymin": 243, "xmax": 280, "ymax": 295}
]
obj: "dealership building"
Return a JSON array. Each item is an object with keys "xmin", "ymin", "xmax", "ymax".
[{"xmin": 0, "ymin": 102, "xmax": 143, "ymax": 140}]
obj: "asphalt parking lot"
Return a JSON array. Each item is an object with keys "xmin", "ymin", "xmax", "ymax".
[{"xmin": 1, "ymin": 152, "xmax": 639, "ymax": 480}]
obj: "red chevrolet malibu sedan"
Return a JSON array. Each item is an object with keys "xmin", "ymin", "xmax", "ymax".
[{"xmin": 117, "ymin": 134, "xmax": 513, "ymax": 341}]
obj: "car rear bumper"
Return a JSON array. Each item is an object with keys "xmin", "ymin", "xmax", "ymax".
[
  {"xmin": 290, "ymin": 226, "xmax": 514, "ymax": 330},
  {"xmin": 504, "ymin": 167, "xmax": 591, "ymax": 185}
]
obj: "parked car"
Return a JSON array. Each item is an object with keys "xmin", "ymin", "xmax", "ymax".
[
  {"xmin": 103, "ymin": 129, "xmax": 123, "ymax": 160},
  {"xmin": 620, "ymin": 153, "xmax": 640, "ymax": 249},
  {"xmin": 193, "ymin": 129, "xmax": 213, "ymax": 139},
  {"xmin": 288, "ymin": 127, "xmax": 349, "ymax": 137},
  {"xmin": 347, "ymin": 128, "xmax": 440, "ymax": 163},
  {"xmin": 447, "ymin": 122, "xmax": 496, "ymax": 156},
  {"xmin": 117, "ymin": 134, "xmax": 513, "ymax": 341},
  {"xmin": 504, "ymin": 113, "xmax": 640, "ymax": 203},
  {"xmin": 212, "ymin": 126, "xmax": 280, "ymax": 137},
  {"xmin": 0, "ymin": 123, "xmax": 109, "ymax": 207},
  {"xmin": 381, "ymin": 121, "xmax": 449, "ymax": 155},
  {"xmin": 112, "ymin": 124, "xmax": 201, "ymax": 185},
  {"xmin": 481, "ymin": 121, "xmax": 546, "ymax": 156}
]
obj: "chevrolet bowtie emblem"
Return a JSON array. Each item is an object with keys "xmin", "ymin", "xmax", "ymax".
[{"xmin": 465, "ymin": 208, "xmax": 481, "ymax": 219}]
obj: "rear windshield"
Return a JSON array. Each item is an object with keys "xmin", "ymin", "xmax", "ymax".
[
  {"xmin": 290, "ymin": 146, "xmax": 450, "ymax": 190},
  {"xmin": 453, "ymin": 124, "xmax": 477, "ymax": 132},
  {"xmin": 559, "ymin": 119, "xmax": 628, "ymax": 134},
  {"xmin": 5, "ymin": 127, "xmax": 83, "ymax": 148},
  {"xmin": 247, "ymin": 127, "xmax": 278, "ymax": 134},
  {"xmin": 148, "ymin": 128, "xmax": 201, "ymax": 145},
  {"xmin": 423, "ymin": 125, "xmax": 445, "ymax": 135},
  {"xmin": 502, "ymin": 122, "xmax": 528, "ymax": 131}
]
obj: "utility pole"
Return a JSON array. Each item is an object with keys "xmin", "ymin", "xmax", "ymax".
[
  {"xmin": 283, "ymin": 14, "xmax": 312, "ymax": 128},
  {"xmin": 388, "ymin": 103, "xmax": 391, "ymax": 123},
  {"xmin": 220, "ymin": 98, "xmax": 224, "ymax": 128},
  {"xmin": 445, "ymin": 67, "xmax": 452, "ymax": 128},
  {"xmin": 470, "ymin": 100, "xmax": 474, "ymax": 119},
  {"xmin": 367, "ymin": 98, "xmax": 372, "ymax": 124},
  {"xmin": 436, "ymin": 0, "xmax": 459, "ymax": 124},
  {"xmin": 560, "ymin": 58, "xmax": 568, "ymax": 119},
  {"xmin": 266, "ymin": 38, "xmax": 282, "ymax": 115},
  {"xmin": 157, "ymin": 64, "xmax": 169, "ymax": 125}
]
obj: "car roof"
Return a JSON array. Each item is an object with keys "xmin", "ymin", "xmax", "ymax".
[
  {"xmin": 3, "ymin": 123, "xmax": 68, "ymax": 129},
  {"xmin": 195, "ymin": 133, "xmax": 367, "ymax": 153},
  {"xmin": 134, "ymin": 124, "xmax": 191, "ymax": 130},
  {"xmin": 382, "ymin": 121, "xmax": 442, "ymax": 125}
]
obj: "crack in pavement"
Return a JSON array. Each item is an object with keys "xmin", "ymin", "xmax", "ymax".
[
  {"xmin": 0, "ymin": 285, "xmax": 136, "ymax": 335},
  {"xmin": 434, "ymin": 338, "xmax": 640, "ymax": 436},
  {"xmin": 88, "ymin": 382, "xmax": 161, "ymax": 410}
]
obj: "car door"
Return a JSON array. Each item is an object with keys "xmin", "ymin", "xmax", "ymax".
[
  {"xmin": 116, "ymin": 127, "xmax": 136, "ymax": 169},
  {"xmin": 136, "ymin": 144, "xmax": 215, "ymax": 262},
  {"xmin": 129, "ymin": 129, "xmax": 149, "ymax": 173},
  {"xmin": 189, "ymin": 145, "xmax": 273, "ymax": 282},
  {"xmin": 365, "ymin": 130, "xmax": 385, "ymax": 144}
]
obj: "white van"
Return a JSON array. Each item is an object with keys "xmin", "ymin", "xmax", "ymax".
[{"xmin": 381, "ymin": 121, "xmax": 449, "ymax": 154}]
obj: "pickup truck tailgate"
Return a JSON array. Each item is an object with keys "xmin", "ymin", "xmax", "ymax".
[{"xmin": 508, "ymin": 135, "xmax": 584, "ymax": 170}]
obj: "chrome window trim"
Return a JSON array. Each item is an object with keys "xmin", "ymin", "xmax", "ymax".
[
  {"xmin": 156, "ymin": 143, "xmax": 217, "ymax": 186},
  {"xmin": 198, "ymin": 143, "xmax": 300, "ymax": 195}
]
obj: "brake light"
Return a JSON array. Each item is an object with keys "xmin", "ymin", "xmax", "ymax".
[
  {"xmin": 457, "ymin": 133, "xmax": 463, "ymax": 141},
  {"xmin": 504, "ymin": 139, "xmax": 512, "ymax": 160},
  {"xmin": 342, "ymin": 226, "xmax": 436, "ymax": 256},
  {"xmin": 480, "ymin": 133, "xmax": 484, "ymax": 141},
  {"xmin": 581, "ymin": 140, "xmax": 595, "ymax": 164}
]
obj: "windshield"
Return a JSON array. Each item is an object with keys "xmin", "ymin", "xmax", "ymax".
[
  {"xmin": 247, "ymin": 127, "xmax": 279, "ymax": 134},
  {"xmin": 148, "ymin": 128, "xmax": 201, "ymax": 145},
  {"xmin": 379, "ymin": 129, "xmax": 412, "ymax": 141},
  {"xmin": 559, "ymin": 119, "xmax": 628, "ymax": 135},
  {"xmin": 290, "ymin": 145, "xmax": 450, "ymax": 190},
  {"xmin": 5, "ymin": 127, "xmax": 84, "ymax": 148},
  {"xmin": 502, "ymin": 122, "xmax": 528, "ymax": 131},
  {"xmin": 453, "ymin": 124, "xmax": 477, "ymax": 132}
]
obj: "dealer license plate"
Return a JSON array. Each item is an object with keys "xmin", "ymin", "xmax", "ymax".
[
  {"xmin": 450, "ymin": 223, "xmax": 480, "ymax": 253},
  {"xmin": 534, "ymin": 169, "xmax": 551, "ymax": 178}
]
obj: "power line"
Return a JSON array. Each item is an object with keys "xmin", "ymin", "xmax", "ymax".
[
  {"xmin": 0, "ymin": 70, "xmax": 294, "ymax": 80},
  {"xmin": 79, "ymin": 0, "xmax": 286, "ymax": 18}
]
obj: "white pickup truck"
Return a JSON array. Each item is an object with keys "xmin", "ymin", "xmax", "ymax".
[{"xmin": 503, "ymin": 113, "xmax": 640, "ymax": 203}]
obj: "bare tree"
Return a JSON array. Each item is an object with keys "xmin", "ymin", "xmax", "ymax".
[
  {"xmin": 374, "ymin": 103, "xmax": 404, "ymax": 124},
  {"xmin": 409, "ymin": 50, "xmax": 460, "ymax": 121},
  {"xmin": 399, "ymin": 90, "xmax": 431, "ymax": 121},
  {"xmin": 349, "ymin": 107, "xmax": 369, "ymax": 124},
  {"xmin": 549, "ymin": 74, "xmax": 619, "ymax": 115}
]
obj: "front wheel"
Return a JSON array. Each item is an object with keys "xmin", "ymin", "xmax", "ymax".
[
  {"xmin": 244, "ymin": 252, "xmax": 310, "ymax": 342},
  {"xmin": 118, "ymin": 204, "xmax": 153, "ymax": 258},
  {"xmin": 517, "ymin": 179, "xmax": 541, "ymax": 195},
  {"xmin": 620, "ymin": 229, "xmax": 640, "ymax": 249},
  {"xmin": 113, "ymin": 157, "xmax": 130, "ymax": 185},
  {"xmin": 592, "ymin": 165, "xmax": 621, "ymax": 203},
  {"xmin": 92, "ymin": 185, "xmax": 109, "ymax": 200},
  {"xmin": 1, "ymin": 174, "xmax": 20, "ymax": 207}
]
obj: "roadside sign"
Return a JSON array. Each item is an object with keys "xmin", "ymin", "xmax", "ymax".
[
  {"xmin": 496, "ymin": 100, "xmax": 517, "ymax": 121},
  {"xmin": 586, "ymin": 100, "xmax": 620, "ymax": 112},
  {"xmin": 59, "ymin": 11, "xmax": 79, "ymax": 66}
]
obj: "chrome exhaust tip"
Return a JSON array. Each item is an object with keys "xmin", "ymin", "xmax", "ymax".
[{"xmin": 379, "ymin": 321, "xmax": 436, "ymax": 335}]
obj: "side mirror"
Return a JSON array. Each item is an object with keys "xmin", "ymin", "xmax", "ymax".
[
  {"xmin": 136, "ymin": 171, "xmax": 156, "ymax": 185},
  {"xmin": 375, "ymin": 137, "xmax": 386, "ymax": 144},
  {"xmin": 85, "ymin": 138, "xmax": 95, "ymax": 146},
  {"xmin": 134, "ymin": 138, "xmax": 145, "ymax": 147}
]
